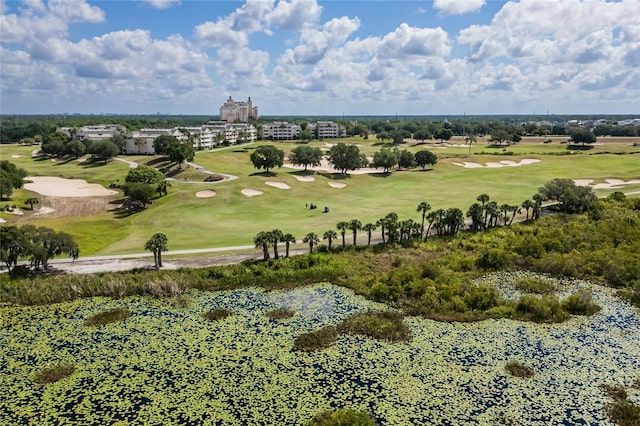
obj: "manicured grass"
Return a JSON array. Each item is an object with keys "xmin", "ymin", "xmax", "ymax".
[
  {"xmin": 33, "ymin": 363, "xmax": 75, "ymax": 384},
  {"xmin": 84, "ymin": 308, "xmax": 131, "ymax": 326},
  {"xmin": 2, "ymin": 140, "xmax": 639, "ymax": 255}
]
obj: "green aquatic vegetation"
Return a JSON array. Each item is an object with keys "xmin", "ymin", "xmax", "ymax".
[
  {"xmin": 339, "ymin": 311, "xmax": 411, "ymax": 342},
  {"xmin": 293, "ymin": 326, "xmax": 338, "ymax": 352},
  {"xmin": 515, "ymin": 294, "xmax": 569, "ymax": 323},
  {"xmin": 203, "ymin": 308, "xmax": 233, "ymax": 321},
  {"xmin": 514, "ymin": 275, "xmax": 557, "ymax": 294},
  {"xmin": 84, "ymin": 308, "xmax": 131, "ymax": 326},
  {"xmin": 562, "ymin": 289, "xmax": 602, "ymax": 315},
  {"xmin": 308, "ymin": 408, "xmax": 376, "ymax": 426},
  {"xmin": 33, "ymin": 362, "xmax": 75, "ymax": 384},
  {"xmin": 266, "ymin": 308, "xmax": 295, "ymax": 320},
  {"xmin": 505, "ymin": 361, "xmax": 535, "ymax": 378},
  {"xmin": 600, "ymin": 383, "xmax": 640, "ymax": 426}
]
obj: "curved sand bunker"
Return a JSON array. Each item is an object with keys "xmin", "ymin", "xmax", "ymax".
[
  {"xmin": 574, "ymin": 178, "xmax": 640, "ymax": 189},
  {"xmin": 24, "ymin": 176, "xmax": 117, "ymax": 197},
  {"xmin": 241, "ymin": 188, "xmax": 264, "ymax": 197},
  {"xmin": 452, "ymin": 159, "xmax": 541, "ymax": 168},
  {"xmin": 294, "ymin": 175, "xmax": 315, "ymax": 182},
  {"xmin": 265, "ymin": 181, "xmax": 291, "ymax": 189},
  {"xmin": 328, "ymin": 182, "xmax": 347, "ymax": 189},
  {"xmin": 195, "ymin": 189, "xmax": 217, "ymax": 198}
]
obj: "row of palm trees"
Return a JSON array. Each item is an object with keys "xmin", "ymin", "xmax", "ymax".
[{"xmin": 254, "ymin": 194, "xmax": 544, "ymax": 258}]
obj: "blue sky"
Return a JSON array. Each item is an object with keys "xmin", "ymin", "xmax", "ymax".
[{"xmin": 1, "ymin": 0, "xmax": 639, "ymax": 116}]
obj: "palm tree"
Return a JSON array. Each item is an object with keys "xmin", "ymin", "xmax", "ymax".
[
  {"xmin": 144, "ymin": 232, "xmax": 168, "ymax": 269},
  {"xmin": 466, "ymin": 202, "xmax": 483, "ymax": 231},
  {"xmin": 303, "ymin": 232, "xmax": 319, "ymax": 254},
  {"xmin": 383, "ymin": 212, "xmax": 399, "ymax": 244},
  {"xmin": 416, "ymin": 201, "xmax": 431, "ymax": 239},
  {"xmin": 532, "ymin": 194, "xmax": 545, "ymax": 220},
  {"xmin": 25, "ymin": 197, "xmax": 40, "ymax": 210},
  {"xmin": 477, "ymin": 194, "xmax": 490, "ymax": 229},
  {"xmin": 254, "ymin": 231, "xmax": 271, "ymax": 260},
  {"xmin": 282, "ymin": 233, "xmax": 296, "ymax": 257},
  {"xmin": 485, "ymin": 201, "xmax": 499, "ymax": 228},
  {"xmin": 349, "ymin": 219, "xmax": 362, "ymax": 246},
  {"xmin": 323, "ymin": 230, "xmax": 337, "ymax": 251},
  {"xmin": 444, "ymin": 208, "xmax": 464, "ymax": 235},
  {"xmin": 362, "ymin": 223, "xmax": 377, "ymax": 246},
  {"xmin": 465, "ymin": 133, "xmax": 477, "ymax": 155},
  {"xmin": 521, "ymin": 199, "xmax": 533, "ymax": 221},
  {"xmin": 508, "ymin": 205, "xmax": 521, "ymax": 225},
  {"xmin": 336, "ymin": 221, "xmax": 348, "ymax": 248},
  {"xmin": 270, "ymin": 229, "xmax": 284, "ymax": 259}
]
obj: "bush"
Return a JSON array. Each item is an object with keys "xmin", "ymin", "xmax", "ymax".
[
  {"xmin": 293, "ymin": 326, "xmax": 337, "ymax": 352},
  {"xmin": 33, "ymin": 363, "xmax": 75, "ymax": 384},
  {"xmin": 514, "ymin": 276, "xmax": 556, "ymax": 294},
  {"xmin": 203, "ymin": 308, "xmax": 233, "ymax": 321},
  {"xmin": 339, "ymin": 311, "xmax": 411, "ymax": 342},
  {"xmin": 516, "ymin": 295, "xmax": 569, "ymax": 323},
  {"xmin": 464, "ymin": 285, "xmax": 500, "ymax": 311},
  {"xmin": 84, "ymin": 308, "xmax": 131, "ymax": 326},
  {"xmin": 476, "ymin": 249, "xmax": 508, "ymax": 270},
  {"xmin": 562, "ymin": 289, "xmax": 601, "ymax": 315},
  {"xmin": 266, "ymin": 308, "xmax": 295, "ymax": 320},
  {"xmin": 505, "ymin": 361, "xmax": 535, "ymax": 378},
  {"xmin": 308, "ymin": 408, "xmax": 375, "ymax": 426}
]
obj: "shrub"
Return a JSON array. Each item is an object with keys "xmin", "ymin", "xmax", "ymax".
[
  {"xmin": 605, "ymin": 400, "xmax": 640, "ymax": 426},
  {"xmin": 516, "ymin": 295, "xmax": 569, "ymax": 323},
  {"xmin": 84, "ymin": 308, "xmax": 131, "ymax": 326},
  {"xmin": 505, "ymin": 361, "xmax": 535, "ymax": 378},
  {"xmin": 308, "ymin": 408, "xmax": 375, "ymax": 426},
  {"xmin": 33, "ymin": 363, "xmax": 75, "ymax": 384},
  {"xmin": 463, "ymin": 285, "xmax": 500, "ymax": 311},
  {"xmin": 293, "ymin": 326, "xmax": 337, "ymax": 352},
  {"xmin": 203, "ymin": 308, "xmax": 233, "ymax": 321},
  {"xmin": 267, "ymin": 308, "xmax": 295, "ymax": 320},
  {"xmin": 476, "ymin": 249, "xmax": 507, "ymax": 270},
  {"xmin": 514, "ymin": 276, "xmax": 556, "ymax": 294},
  {"xmin": 339, "ymin": 311, "xmax": 411, "ymax": 342},
  {"xmin": 562, "ymin": 289, "xmax": 601, "ymax": 315}
]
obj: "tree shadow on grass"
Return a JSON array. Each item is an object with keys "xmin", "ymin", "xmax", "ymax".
[
  {"xmin": 108, "ymin": 199, "xmax": 142, "ymax": 219},
  {"xmin": 369, "ymin": 172, "xmax": 392, "ymax": 178},
  {"xmin": 413, "ymin": 168, "xmax": 435, "ymax": 172},
  {"xmin": 81, "ymin": 159, "xmax": 111, "ymax": 168},
  {"xmin": 566, "ymin": 144, "xmax": 594, "ymax": 151},
  {"xmin": 144, "ymin": 157, "xmax": 170, "ymax": 167},
  {"xmin": 249, "ymin": 171, "xmax": 277, "ymax": 177},
  {"xmin": 318, "ymin": 171, "xmax": 349, "ymax": 180},
  {"xmin": 290, "ymin": 170, "xmax": 316, "ymax": 176}
]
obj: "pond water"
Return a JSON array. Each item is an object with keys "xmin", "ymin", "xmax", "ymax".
[{"xmin": 1, "ymin": 280, "xmax": 638, "ymax": 425}]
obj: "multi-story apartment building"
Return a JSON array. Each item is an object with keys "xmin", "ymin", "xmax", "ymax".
[
  {"xmin": 308, "ymin": 121, "xmax": 346, "ymax": 139},
  {"xmin": 219, "ymin": 96, "xmax": 259, "ymax": 123},
  {"xmin": 261, "ymin": 122, "xmax": 302, "ymax": 140},
  {"xmin": 57, "ymin": 125, "xmax": 127, "ymax": 142},
  {"xmin": 125, "ymin": 128, "xmax": 186, "ymax": 154}
]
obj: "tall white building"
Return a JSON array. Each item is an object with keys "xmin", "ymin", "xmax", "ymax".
[
  {"xmin": 261, "ymin": 122, "xmax": 302, "ymax": 140},
  {"xmin": 219, "ymin": 96, "xmax": 259, "ymax": 123},
  {"xmin": 308, "ymin": 121, "xmax": 346, "ymax": 139}
]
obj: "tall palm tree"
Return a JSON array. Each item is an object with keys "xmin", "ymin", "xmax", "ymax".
[
  {"xmin": 508, "ymin": 205, "xmax": 521, "ymax": 225},
  {"xmin": 323, "ymin": 230, "xmax": 337, "ymax": 251},
  {"xmin": 532, "ymin": 194, "xmax": 544, "ymax": 220},
  {"xmin": 416, "ymin": 201, "xmax": 431, "ymax": 239},
  {"xmin": 336, "ymin": 221, "xmax": 348, "ymax": 248},
  {"xmin": 25, "ymin": 197, "xmax": 40, "ymax": 210},
  {"xmin": 303, "ymin": 232, "xmax": 319, "ymax": 254},
  {"xmin": 383, "ymin": 212, "xmax": 399, "ymax": 244},
  {"xmin": 477, "ymin": 194, "xmax": 490, "ymax": 229},
  {"xmin": 282, "ymin": 233, "xmax": 296, "ymax": 257},
  {"xmin": 254, "ymin": 231, "xmax": 271, "ymax": 260},
  {"xmin": 465, "ymin": 133, "xmax": 477, "ymax": 155},
  {"xmin": 144, "ymin": 232, "xmax": 168, "ymax": 269},
  {"xmin": 349, "ymin": 219, "xmax": 362, "ymax": 246},
  {"xmin": 362, "ymin": 223, "xmax": 377, "ymax": 246},
  {"xmin": 521, "ymin": 199, "xmax": 533, "ymax": 221},
  {"xmin": 466, "ymin": 202, "xmax": 483, "ymax": 231},
  {"xmin": 425, "ymin": 211, "xmax": 438, "ymax": 240},
  {"xmin": 270, "ymin": 229, "xmax": 284, "ymax": 259}
]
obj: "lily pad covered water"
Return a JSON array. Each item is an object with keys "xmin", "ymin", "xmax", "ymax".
[{"xmin": 1, "ymin": 281, "xmax": 638, "ymax": 425}]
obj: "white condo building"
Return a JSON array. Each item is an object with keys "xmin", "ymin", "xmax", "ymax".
[
  {"xmin": 219, "ymin": 96, "xmax": 259, "ymax": 123},
  {"xmin": 57, "ymin": 124, "xmax": 127, "ymax": 142},
  {"xmin": 261, "ymin": 122, "xmax": 302, "ymax": 140},
  {"xmin": 308, "ymin": 121, "xmax": 346, "ymax": 139}
]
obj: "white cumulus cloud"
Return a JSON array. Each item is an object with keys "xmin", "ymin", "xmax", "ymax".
[{"xmin": 434, "ymin": 0, "xmax": 485, "ymax": 16}]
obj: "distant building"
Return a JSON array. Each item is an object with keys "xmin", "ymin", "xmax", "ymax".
[
  {"xmin": 125, "ymin": 128, "xmax": 186, "ymax": 155},
  {"xmin": 57, "ymin": 124, "xmax": 127, "ymax": 142},
  {"xmin": 261, "ymin": 122, "xmax": 301, "ymax": 140},
  {"xmin": 308, "ymin": 121, "xmax": 346, "ymax": 139},
  {"xmin": 219, "ymin": 96, "xmax": 259, "ymax": 123}
]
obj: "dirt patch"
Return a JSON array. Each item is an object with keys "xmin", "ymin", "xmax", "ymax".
[
  {"xmin": 34, "ymin": 207, "xmax": 56, "ymax": 215},
  {"xmin": 24, "ymin": 176, "xmax": 117, "ymax": 197},
  {"xmin": 195, "ymin": 190, "xmax": 217, "ymax": 198},
  {"xmin": 265, "ymin": 181, "xmax": 291, "ymax": 189},
  {"xmin": 328, "ymin": 182, "xmax": 347, "ymax": 189},
  {"xmin": 241, "ymin": 189, "xmax": 264, "ymax": 197}
]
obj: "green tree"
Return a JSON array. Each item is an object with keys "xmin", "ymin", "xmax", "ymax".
[
  {"xmin": 90, "ymin": 140, "xmax": 119, "ymax": 163},
  {"xmin": 327, "ymin": 143, "xmax": 367, "ymax": 174},
  {"xmin": 521, "ymin": 199, "xmax": 533, "ymax": 221},
  {"xmin": 372, "ymin": 148, "xmax": 397, "ymax": 173},
  {"xmin": 416, "ymin": 201, "xmax": 431, "ymax": 239},
  {"xmin": 154, "ymin": 135, "xmax": 179, "ymax": 155},
  {"xmin": 24, "ymin": 197, "xmax": 40, "ymax": 210},
  {"xmin": 283, "ymin": 233, "xmax": 296, "ymax": 257},
  {"xmin": 362, "ymin": 223, "xmax": 377, "ymax": 246},
  {"xmin": 538, "ymin": 178, "xmax": 597, "ymax": 214},
  {"xmin": 434, "ymin": 127, "xmax": 453, "ymax": 142},
  {"xmin": 64, "ymin": 140, "xmax": 86, "ymax": 158},
  {"xmin": 110, "ymin": 132, "xmax": 127, "ymax": 151},
  {"xmin": 167, "ymin": 142, "xmax": 195, "ymax": 169},
  {"xmin": 569, "ymin": 128, "xmax": 597, "ymax": 145},
  {"xmin": 323, "ymin": 230, "xmax": 337, "ymax": 251},
  {"xmin": 144, "ymin": 232, "xmax": 168, "ymax": 269},
  {"xmin": 413, "ymin": 128, "xmax": 432, "ymax": 142},
  {"xmin": 289, "ymin": 145, "xmax": 323, "ymax": 171},
  {"xmin": 20, "ymin": 225, "xmax": 78, "ymax": 270},
  {"xmin": 126, "ymin": 165, "xmax": 165, "ymax": 185},
  {"xmin": 254, "ymin": 231, "xmax": 271, "ymax": 260},
  {"xmin": 0, "ymin": 161, "xmax": 28, "ymax": 200},
  {"xmin": 443, "ymin": 208, "xmax": 465, "ymax": 235},
  {"xmin": 125, "ymin": 183, "xmax": 155, "ymax": 208},
  {"xmin": 270, "ymin": 229, "xmax": 284, "ymax": 259},
  {"xmin": 0, "ymin": 226, "xmax": 27, "ymax": 272},
  {"xmin": 250, "ymin": 145, "xmax": 285, "ymax": 173},
  {"xmin": 414, "ymin": 150, "xmax": 437, "ymax": 170},
  {"xmin": 336, "ymin": 221, "xmax": 348, "ymax": 248},
  {"xmin": 303, "ymin": 232, "xmax": 319, "ymax": 254},
  {"xmin": 467, "ymin": 202, "xmax": 484, "ymax": 231},
  {"xmin": 397, "ymin": 149, "xmax": 415, "ymax": 170},
  {"xmin": 465, "ymin": 133, "xmax": 477, "ymax": 155},
  {"xmin": 349, "ymin": 219, "xmax": 362, "ymax": 246}
]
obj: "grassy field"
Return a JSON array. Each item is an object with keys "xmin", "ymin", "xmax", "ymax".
[{"xmin": 1, "ymin": 137, "xmax": 639, "ymax": 255}]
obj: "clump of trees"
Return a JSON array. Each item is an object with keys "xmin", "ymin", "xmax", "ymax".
[
  {"xmin": 250, "ymin": 145, "xmax": 285, "ymax": 173},
  {"xmin": 327, "ymin": 143, "xmax": 368, "ymax": 174},
  {"xmin": 153, "ymin": 135, "xmax": 194, "ymax": 168},
  {"xmin": 0, "ymin": 161, "xmax": 28, "ymax": 200},
  {"xmin": 122, "ymin": 165, "xmax": 168, "ymax": 212},
  {"xmin": 0, "ymin": 225, "xmax": 78, "ymax": 273},
  {"xmin": 289, "ymin": 145, "xmax": 323, "ymax": 171},
  {"xmin": 254, "ymin": 229, "xmax": 296, "ymax": 260}
]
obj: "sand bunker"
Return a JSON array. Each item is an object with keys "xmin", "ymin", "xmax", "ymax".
[
  {"xmin": 195, "ymin": 190, "xmax": 217, "ymax": 198},
  {"xmin": 241, "ymin": 189, "xmax": 264, "ymax": 197},
  {"xmin": 24, "ymin": 176, "xmax": 117, "ymax": 197},
  {"xmin": 11, "ymin": 154, "xmax": 24, "ymax": 158},
  {"xmin": 284, "ymin": 158, "xmax": 379, "ymax": 175},
  {"xmin": 265, "ymin": 181, "xmax": 291, "ymax": 189},
  {"xmin": 452, "ymin": 159, "xmax": 541, "ymax": 169},
  {"xmin": 0, "ymin": 218, "xmax": 5, "ymax": 223},
  {"xmin": 574, "ymin": 178, "xmax": 640, "ymax": 189},
  {"xmin": 328, "ymin": 182, "xmax": 347, "ymax": 189},
  {"xmin": 294, "ymin": 175, "xmax": 315, "ymax": 182},
  {"xmin": 34, "ymin": 207, "xmax": 56, "ymax": 215}
]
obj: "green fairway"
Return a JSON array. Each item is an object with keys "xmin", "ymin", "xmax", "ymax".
[{"xmin": 1, "ymin": 140, "xmax": 639, "ymax": 255}]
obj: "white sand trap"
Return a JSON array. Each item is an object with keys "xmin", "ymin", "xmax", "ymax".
[
  {"xmin": 34, "ymin": 207, "xmax": 56, "ymax": 215},
  {"xmin": 195, "ymin": 189, "xmax": 217, "ymax": 198},
  {"xmin": 6, "ymin": 208, "xmax": 24, "ymax": 215},
  {"xmin": 265, "ymin": 181, "xmax": 291, "ymax": 189},
  {"xmin": 325, "ymin": 143, "xmax": 335, "ymax": 148},
  {"xmin": 11, "ymin": 154, "xmax": 24, "ymax": 158},
  {"xmin": 284, "ymin": 158, "xmax": 379, "ymax": 175},
  {"xmin": 241, "ymin": 188, "xmax": 264, "ymax": 197},
  {"xmin": 575, "ymin": 178, "xmax": 640, "ymax": 189},
  {"xmin": 24, "ymin": 176, "xmax": 117, "ymax": 197},
  {"xmin": 328, "ymin": 182, "xmax": 347, "ymax": 189},
  {"xmin": 294, "ymin": 175, "xmax": 315, "ymax": 182},
  {"xmin": 0, "ymin": 218, "xmax": 6, "ymax": 223},
  {"xmin": 452, "ymin": 159, "xmax": 541, "ymax": 169}
]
